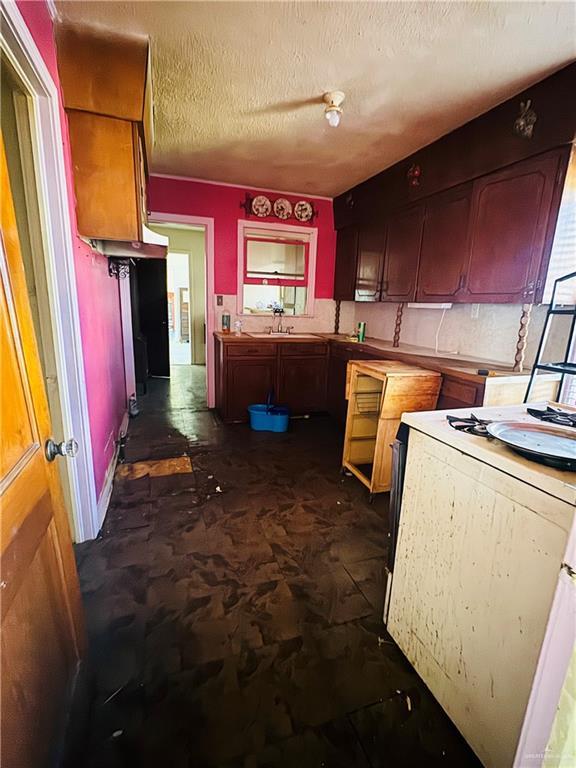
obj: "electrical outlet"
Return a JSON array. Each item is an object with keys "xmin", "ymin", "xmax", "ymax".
[
  {"xmin": 471, "ymin": 303, "xmax": 480, "ymax": 319},
  {"xmin": 216, "ymin": 295, "xmax": 223, "ymax": 306}
]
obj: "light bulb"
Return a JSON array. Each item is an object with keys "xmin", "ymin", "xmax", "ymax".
[{"xmin": 325, "ymin": 109, "xmax": 340, "ymax": 128}]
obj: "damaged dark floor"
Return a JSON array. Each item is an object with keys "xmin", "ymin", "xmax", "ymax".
[{"xmin": 74, "ymin": 366, "xmax": 481, "ymax": 768}]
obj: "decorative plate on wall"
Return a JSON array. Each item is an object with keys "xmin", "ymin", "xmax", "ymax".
[
  {"xmin": 273, "ymin": 198, "xmax": 293, "ymax": 220},
  {"xmin": 294, "ymin": 200, "xmax": 314, "ymax": 222},
  {"xmin": 251, "ymin": 195, "xmax": 272, "ymax": 217}
]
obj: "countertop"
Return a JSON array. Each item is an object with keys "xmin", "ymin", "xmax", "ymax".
[
  {"xmin": 214, "ymin": 331, "xmax": 326, "ymax": 344},
  {"xmin": 214, "ymin": 331, "xmax": 525, "ymax": 383},
  {"xmin": 402, "ymin": 402, "xmax": 576, "ymax": 506}
]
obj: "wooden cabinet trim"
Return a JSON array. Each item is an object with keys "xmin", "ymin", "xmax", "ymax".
[
  {"xmin": 226, "ymin": 344, "xmax": 277, "ymax": 358},
  {"xmin": 279, "ymin": 342, "xmax": 328, "ymax": 357}
]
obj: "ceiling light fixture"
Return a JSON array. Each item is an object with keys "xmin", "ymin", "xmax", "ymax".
[{"xmin": 323, "ymin": 91, "xmax": 345, "ymax": 128}]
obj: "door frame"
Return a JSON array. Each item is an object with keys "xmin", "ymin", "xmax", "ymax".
[
  {"xmin": 1, "ymin": 1, "xmax": 99, "ymax": 540},
  {"xmin": 149, "ymin": 213, "xmax": 215, "ymax": 406}
]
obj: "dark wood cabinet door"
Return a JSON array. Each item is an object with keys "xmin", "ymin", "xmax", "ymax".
[
  {"xmin": 226, "ymin": 358, "xmax": 276, "ymax": 420},
  {"xmin": 416, "ymin": 183, "xmax": 472, "ymax": 302},
  {"xmin": 381, "ymin": 204, "xmax": 425, "ymax": 302},
  {"xmin": 355, "ymin": 221, "xmax": 386, "ymax": 302},
  {"xmin": 333, "ymin": 226, "xmax": 359, "ymax": 301},
  {"xmin": 463, "ymin": 150, "xmax": 564, "ymax": 303},
  {"xmin": 278, "ymin": 357, "xmax": 327, "ymax": 414}
]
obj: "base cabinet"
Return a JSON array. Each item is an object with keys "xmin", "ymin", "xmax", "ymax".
[
  {"xmin": 226, "ymin": 357, "xmax": 276, "ymax": 421},
  {"xmin": 215, "ymin": 337, "xmax": 328, "ymax": 421},
  {"xmin": 278, "ymin": 356, "xmax": 327, "ymax": 414}
]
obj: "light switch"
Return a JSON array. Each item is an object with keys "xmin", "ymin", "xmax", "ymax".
[{"xmin": 216, "ymin": 295, "xmax": 223, "ymax": 306}]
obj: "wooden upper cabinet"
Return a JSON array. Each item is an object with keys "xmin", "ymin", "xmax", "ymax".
[
  {"xmin": 67, "ymin": 111, "xmax": 141, "ymax": 241},
  {"xmin": 462, "ymin": 150, "xmax": 566, "ymax": 303},
  {"xmin": 381, "ymin": 204, "xmax": 425, "ymax": 302},
  {"xmin": 355, "ymin": 221, "xmax": 386, "ymax": 302},
  {"xmin": 56, "ymin": 24, "xmax": 149, "ymax": 121},
  {"xmin": 416, "ymin": 183, "xmax": 472, "ymax": 302},
  {"xmin": 56, "ymin": 23, "xmax": 154, "ymax": 242},
  {"xmin": 333, "ymin": 225, "xmax": 359, "ymax": 301}
]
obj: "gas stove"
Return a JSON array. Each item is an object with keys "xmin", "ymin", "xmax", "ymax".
[
  {"xmin": 445, "ymin": 413, "xmax": 493, "ymax": 437},
  {"xmin": 446, "ymin": 408, "xmax": 576, "ymax": 470},
  {"xmin": 526, "ymin": 406, "xmax": 576, "ymax": 429}
]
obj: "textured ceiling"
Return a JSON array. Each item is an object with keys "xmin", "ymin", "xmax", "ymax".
[{"xmin": 56, "ymin": 1, "xmax": 576, "ymax": 197}]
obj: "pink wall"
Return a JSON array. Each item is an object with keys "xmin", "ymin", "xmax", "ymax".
[
  {"xmin": 148, "ymin": 177, "xmax": 336, "ymax": 297},
  {"xmin": 17, "ymin": 0, "xmax": 127, "ymax": 496}
]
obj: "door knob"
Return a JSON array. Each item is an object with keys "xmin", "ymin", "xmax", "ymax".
[{"xmin": 45, "ymin": 438, "xmax": 79, "ymax": 462}]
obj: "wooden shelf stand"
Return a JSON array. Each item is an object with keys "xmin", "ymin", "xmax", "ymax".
[{"xmin": 342, "ymin": 360, "xmax": 441, "ymax": 495}]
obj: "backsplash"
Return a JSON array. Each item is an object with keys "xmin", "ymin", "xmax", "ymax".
[
  {"xmin": 216, "ymin": 297, "xmax": 356, "ymax": 335},
  {"xmin": 354, "ymin": 302, "xmax": 571, "ymax": 368}
]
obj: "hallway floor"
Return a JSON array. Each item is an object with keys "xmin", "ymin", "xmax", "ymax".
[{"xmin": 74, "ymin": 367, "xmax": 480, "ymax": 768}]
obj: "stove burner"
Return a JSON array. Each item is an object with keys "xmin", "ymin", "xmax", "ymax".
[
  {"xmin": 526, "ymin": 406, "xmax": 576, "ymax": 429},
  {"xmin": 446, "ymin": 413, "xmax": 493, "ymax": 437}
]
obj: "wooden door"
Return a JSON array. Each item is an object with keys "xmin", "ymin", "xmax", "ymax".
[
  {"xmin": 136, "ymin": 258, "xmax": 170, "ymax": 377},
  {"xmin": 355, "ymin": 220, "xmax": 386, "ymax": 302},
  {"xmin": 333, "ymin": 225, "xmax": 359, "ymax": 301},
  {"xmin": 463, "ymin": 150, "xmax": 565, "ymax": 303},
  {"xmin": 278, "ymin": 356, "xmax": 328, "ymax": 414},
  {"xmin": 416, "ymin": 183, "xmax": 472, "ymax": 302},
  {"xmin": 381, "ymin": 204, "xmax": 425, "ymax": 302},
  {"xmin": 0, "ymin": 136, "xmax": 84, "ymax": 767},
  {"xmin": 226, "ymin": 357, "xmax": 276, "ymax": 420}
]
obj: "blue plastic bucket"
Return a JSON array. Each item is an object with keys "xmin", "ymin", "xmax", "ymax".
[{"xmin": 248, "ymin": 404, "xmax": 290, "ymax": 432}]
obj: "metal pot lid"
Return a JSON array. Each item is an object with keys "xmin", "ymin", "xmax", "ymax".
[{"xmin": 486, "ymin": 421, "xmax": 576, "ymax": 463}]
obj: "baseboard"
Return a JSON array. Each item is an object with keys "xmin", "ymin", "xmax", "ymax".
[{"xmin": 95, "ymin": 411, "xmax": 129, "ymax": 531}]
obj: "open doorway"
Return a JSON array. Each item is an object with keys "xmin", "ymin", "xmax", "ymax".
[{"xmin": 148, "ymin": 222, "xmax": 207, "ymax": 392}]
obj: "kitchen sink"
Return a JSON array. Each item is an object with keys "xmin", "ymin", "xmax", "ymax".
[{"xmin": 246, "ymin": 332, "xmax": 321, "ymax": 339}]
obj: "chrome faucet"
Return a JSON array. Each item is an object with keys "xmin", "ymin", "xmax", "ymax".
[{"xmin": 273, "ymin": 307, "xmax": 284, "ymax": 334}]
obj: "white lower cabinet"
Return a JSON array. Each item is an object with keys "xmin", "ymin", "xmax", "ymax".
[{"xmin": 388, "ymin": 430, "xmax": 573, "ymax": 768}]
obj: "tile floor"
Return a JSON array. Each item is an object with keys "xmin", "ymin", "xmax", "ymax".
[{"xmin": 74, "ymin": 366, "xmax": 481, "ymax": 768}]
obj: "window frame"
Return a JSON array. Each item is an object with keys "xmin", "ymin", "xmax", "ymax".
[
  {"xmin": 243, "ymin": 236, "xmax": 310, "ymax": 286},
  {"xmin": 237, "ymin": 219, "xmax": 318, "ymax": 317}
]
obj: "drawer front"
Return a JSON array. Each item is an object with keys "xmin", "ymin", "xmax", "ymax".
[
  {"xmin": 227, "ymin": 344, "xmax": 276, "ymax": 358},
  {"xmin": 437, "ymin": 376, "xmax": 483, "ymax": 408},
  {"xmin": 280, "ymin": 342, "xmax": 327, "ymax": 357}
]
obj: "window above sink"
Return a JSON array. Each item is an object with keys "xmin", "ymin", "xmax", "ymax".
[{"xmin": 238, "ymin": 220, "xmax": 318, "ymax": 317}]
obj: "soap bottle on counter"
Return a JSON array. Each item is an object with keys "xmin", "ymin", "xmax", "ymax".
[
  {"xmin": 221, "ymin": 312, "xmax": 231, "ymax": 333},
  {"xmin": 357, "ymin": 321, "xmax": 366, "ymax": 342}
]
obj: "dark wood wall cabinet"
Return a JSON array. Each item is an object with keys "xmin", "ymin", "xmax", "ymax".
[
  {"xmin": 215, "ymin": 337, "xmax": 329, "ymax": 422},
  {"xmin": 334, "ymin": 63, "xmax": 575, "ymax": 228},
  {"xmin": 333, "ymin": 147, "xmax": 569, "ymax": 305},
  {"xmin": 333, "ymin": 63, "xmax": 575, "ymax": 306}
]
